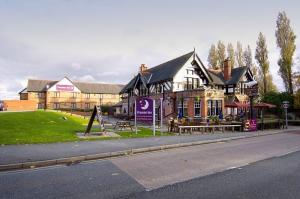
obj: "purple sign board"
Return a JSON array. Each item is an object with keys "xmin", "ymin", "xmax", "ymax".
[
  {"xmin": 249, "ymin": 119, "xmax": 257, "ymax": 131},
  {"xmin": 244, "ymin": 119, "xmax": 257, "ymax": 131},
  {"xmin": 136, "ymin": 97, "xmax": 154, "ymax": 122},
  {"xmin": 56, "ymin": 84, "xmax": 74, "ymax": 91}
]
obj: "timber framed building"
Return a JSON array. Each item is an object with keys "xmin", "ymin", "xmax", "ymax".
[
  {"xmin": 120, "ymin": 51, "xmax": 254, "ymax": 119},
  {"xmin": 19, "ymin": 77, "xmax": 123, "ymax": 110}
]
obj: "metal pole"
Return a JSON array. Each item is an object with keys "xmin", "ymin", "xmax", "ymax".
[
  {"xmin": 160, "ymin": 98, "xmax": 163, "ymax": 134},
  {"xmin": 135, "ymin": 99, "xmax": 137, "ymax": 134},
  {"xmin": 285, "ymin": 107, "xmax": 288, "ymax": 129},
  {"xmin": 153, "ymin": 100, "xmax": 156, "ymax": 136},
  {"xmin": 250, "ymin": 96, "xmax": 253, "ymax": 120}
]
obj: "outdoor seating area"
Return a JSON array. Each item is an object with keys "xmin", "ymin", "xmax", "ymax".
[
  {"xmin": 113, "ymin": 120, "xmax": 134, "ymax": 131},
  {"xmin": 168, "ymin": 117, "xmax": 243, "ymax": 134},
  {"xmin": 165, "ymin": 101, "xmax": 283, "ymax": 135}
]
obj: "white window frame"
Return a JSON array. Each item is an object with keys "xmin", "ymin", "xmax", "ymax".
[
  {"xmin": 178, "ymin": 99, "xmax": 188, "ymax": 117},
  {"xmin": 194, "ymin": 100, "xmax": 201, "ymax": 117}
]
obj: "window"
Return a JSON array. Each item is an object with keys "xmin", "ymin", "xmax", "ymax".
[
  {"xmin": 71, "ymin": 92, "xmax": 77, "ymax": 98},
  {"xmin": 53, "ymin": 103, "xmax": 60, "ymax": 110},
  {"xmin": 85, "ymin": 93, "xmax": 90, "ymax": 99},
  {"xmin": 207, "ymin": 100, "xmax": 211, "ymax": 116},
  {"xmin": 85, "ymin": 103, "xmax": 90, "ymax": 110},
  {"xmin": 240, "ymin": 83, "xmax": 244, "ymax": 94},
  {"xmin": 54, "ymin": 92, "xmax": 60, "ymax": 98},
  {"xmin": 178, "ymin": 99, "xmax": 188, "ymax": 117},
  {"xmin": 207, "ymin": 100, "xmax": 222, "ymax": 116},
  {"xmin": 184, "ymin": 78, "xmax": 193, "ymax": 90},
  {"xmin": 217, "ymin": 100, "xmax": 222, "ymax": 115},
  {"xmin": 193, "ymin": 78, "xmax": 199, "ymax": 89},
  {"xmin": 186, "ymin": 69, "xmax": 194, "ymax": 75},
  {"xmin": 194, "ymin": 100, "xmax": 201, "ymax": 117},
  {"xmin": 71, "ymin": 103, "xmax": 76, "ymax": 110},
  {"xmin": 38, "ymin": 103, "xmax": 44, "ymax": 109},
  {"xmin": 36, "ymin": 92, "xmax": 44, "ymax": 98}
]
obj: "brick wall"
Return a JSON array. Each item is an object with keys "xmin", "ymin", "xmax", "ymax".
[{"xmin": 3, "ymin": 100, "xmax": 37, "ymax": 111}]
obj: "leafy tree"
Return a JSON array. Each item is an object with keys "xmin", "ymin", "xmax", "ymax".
[
  {"xmin": 265, "ymin": 73, "xmax": 277, "ymax": 92},
  {"xmin": 235, "ymin": 41, "xmax": 244, "ymax": 67},
  {"xmin": 227, "ymin": 43, "xmax": 235, "ymax": 68},
  {"xmin": 255, "ymin": 32, "xmax": 271, "ymax": 95},
  {"xmin": 262, "ymin": 91, "xmax": 294, "ymax": 116},
  {"xmin": 292, "ymin": 58, "xmax": 300, "ymax": 92},
  {"xmin": 217, "ymin": 41, "xmax": 226, "ymax": 70},
  {"xmin": 293, "ymin": 71, "xmax": 300, "ymax": 91},
  {"xmin": 275, "ymin": 11, "xmax": 296, "ymax": 94},
  {"xmin": 207, "ymin": 44, "xmax": 218, "ymax": 69},
  {"xmin": 294, "ymin": 68, "xmax": 300, "ymax": 108},
  {"xmin": 294, "ymin": 90, "xmax": 300, "ymax": 108}
]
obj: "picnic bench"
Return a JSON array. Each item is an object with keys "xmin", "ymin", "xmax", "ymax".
[
  {"xmin": 178, "ymin": 124, "xmax": 242, "ymax": 135},
  {"xmin": 113, "ymin": 121, "xmax": 134, "ymax": 131}
]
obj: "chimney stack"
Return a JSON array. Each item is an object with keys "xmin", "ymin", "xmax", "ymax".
[
  {"xmin": 139, "ymin": 64, "xmax": 148, "ymax": 73},
  {"xmin": 224, "ymin": 58, "xmax": 231, "ymax": 81}
]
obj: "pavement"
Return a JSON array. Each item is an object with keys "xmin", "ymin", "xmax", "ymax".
[
  {"xmin": 122, "ymin": 148, "xmax": 300, "ymax": 199},
  {"xmin": 0, "ymin": 127, "xmax": 299, "ymax": 170},
  {"xmin": 1, "ymin": 131, "xmax": 300, "ymax": 199},
  {"xmin": 111, "ymin": 132, "xmax": 300, "ymax": 189}
]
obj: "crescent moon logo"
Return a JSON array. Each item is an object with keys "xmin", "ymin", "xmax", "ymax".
[{"xmin": 141, "ymin": 99, "xmax": 149, "ymax": 110}]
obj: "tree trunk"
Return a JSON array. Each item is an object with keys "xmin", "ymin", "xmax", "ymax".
[
  {"xmin": 288, "ymin": 70, "xmax": 294, "ymax": 94},
  {"xmin": 263, "ymin": 73, "xmax": 267, "ymax": 95}
]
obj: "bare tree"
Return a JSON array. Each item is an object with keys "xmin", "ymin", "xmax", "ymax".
[
  {"xmin": 207, "ymin": 44, "xmax": 218, "ymax": 69},
  {"xmin": 217, "ymin": 41, "xmax": 226, "ymax": 70},
  {"xmin": 235, "ymin": 41, "xmax": 244, "ymax": 67},
  {"xmin": 243, "ymin": 45, "xmax": 253, "ymax": 68},
  {"xmin": 227, "ymin": 43, "xmax": 235, "ymax": 69}
]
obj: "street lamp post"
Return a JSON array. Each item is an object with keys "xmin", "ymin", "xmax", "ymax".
[{"xmin": 282, "ymin": 101, "xmax": 289, "ymax": 129}]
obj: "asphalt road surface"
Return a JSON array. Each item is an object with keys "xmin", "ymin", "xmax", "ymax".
[{"xmin": 1, "ymin": 131, "xmax": 300, "ymax": 199}]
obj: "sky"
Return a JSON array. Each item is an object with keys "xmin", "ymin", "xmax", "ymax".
[{"xmin": 0, "ymin": 0, "xmax": 299, "ymax": 99}]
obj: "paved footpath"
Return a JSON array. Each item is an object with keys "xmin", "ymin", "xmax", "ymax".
[{"xmin": 0, "ymin": 127, "xmax": 299, "ymax": 166}]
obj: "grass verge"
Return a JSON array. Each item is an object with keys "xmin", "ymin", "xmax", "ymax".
[{"xmin": 0, "ymin": 111, "xmax": 172, "ymax": 145}]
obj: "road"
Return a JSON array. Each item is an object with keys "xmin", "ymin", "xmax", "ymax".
[{"xmin": 1, "ymin": 131, "xmax": 300, "ymax": 199}]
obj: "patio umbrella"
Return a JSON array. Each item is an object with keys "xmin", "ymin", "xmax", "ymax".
[
  {"xmin": 254, "ymin": 102, "xmax": 276, "ymax": 108},
  {"xmin": 225, "ymin": 102, "xmax": 249, "ymax": 108}
]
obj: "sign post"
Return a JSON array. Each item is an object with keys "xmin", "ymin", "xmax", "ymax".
[
  {"xmin": 136, "ymin": 97, "xmax": 155, "ymax": 135},
  {"xmin": 153, "ymin": 100, "xmax": 156, "ymax": 136},
  {"xmin": 160, "ymin": 98, "xmax": 163, "ymax": 134},
  {"xmin": 245, "ymin": 81, "xmax": 258, "ymax": 132},
  {"xmin": 134, "ymin": 99, "xmax": 137, "ymax": 134},
  {"xmin": 282, "ymin": 101, "xmax": 289, "ymax": 129}
]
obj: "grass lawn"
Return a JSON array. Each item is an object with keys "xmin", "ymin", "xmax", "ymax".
[
  {"xmin": 0, "ymin": 111, "xmax": 172, "ymax": 145},
  {"xmin": 0, "ymin": 111, "xmax": 90, "ymax": 145}
]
